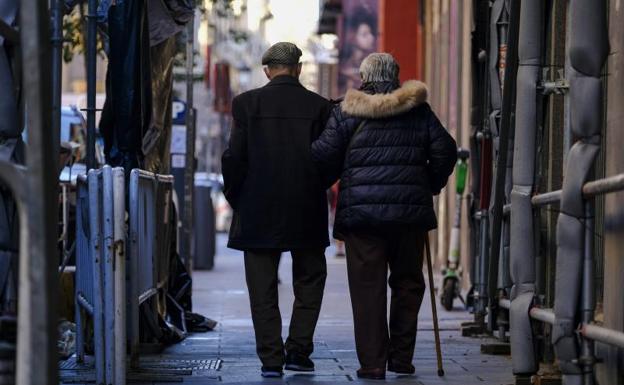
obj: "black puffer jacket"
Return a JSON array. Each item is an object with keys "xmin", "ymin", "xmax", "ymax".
[{"xmin": 311, "ymin": 80, "xmax": 457, "ymax": 238}]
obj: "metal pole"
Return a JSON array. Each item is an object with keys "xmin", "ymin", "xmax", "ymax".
[
  {"xmin": 475, "ymin": 130, "xmax": 492, "ymax": 325},
  {"xmin": 487, "ymin": 0, "xmax": 520, "ymax": 330},
  {"xmin": 513, "ymin": 173, "xmax": 624, "ymax": 208},
  {"xmin": 113, "ymin": 168, "xmax": 126, "ymax": 385},
  {"xmin": 89, "ymin": 170, "xmax": 105, "ymax": 384},
  {"xmin": 580, "ymin": 202, "xmax": 595, "ymax": 385},
  {"xmin": 102, "ymin": 167, "xmax": 115, "ymax": 384},
  {"xmin": 183, "ymin": 16, "xmax": 196, "ymax": 274},
  {"xmin": 18, "ymin": 0, "xmax": 59, "ymax": 382},
  {"xmin": 529, "ymin": 307, "xmax": 555, "ymax": 325},
  {"xmin": 86, "ymin": 0, "xmax": 97, "ymax": 169},
  {"xmin": 476, "ymin": 211, "xmax": 489, "ymax": 323},
  {"xmin": 501, "ymin": 299, "xmax": 624, "ymax": 350},
  {"xmin": 51, "ymin": 0, "xmax": 63, "ymax": 164},
  {"xmin": 128, "ymin": 170, "xmax": 140, "ymax": 368},
  {"xmin": 581, "ymin": 324, "xmax": 624, "ymax": 350}
]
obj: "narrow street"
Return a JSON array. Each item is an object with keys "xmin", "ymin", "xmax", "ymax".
[
  {"xmin": 152, "ymin": 235, "xmax": 514, "ymax": 384},
  {"xmin": 4, "ymin": 1, "xmax": 624, "ymax": 384}
]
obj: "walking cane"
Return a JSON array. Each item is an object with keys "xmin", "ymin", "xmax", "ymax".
[{"xmin": 425, "ymin": 235, "xmax": 445, "ymax": 377}]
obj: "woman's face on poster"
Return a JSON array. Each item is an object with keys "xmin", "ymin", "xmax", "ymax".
[{"xmin": 354, "ymin": 23, "xmax": 375, "ymax": 51}]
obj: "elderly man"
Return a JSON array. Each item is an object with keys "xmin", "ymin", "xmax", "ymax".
[
  {"xmin": 222, "ymin": 42, "xmax": 332, "ymax": 378},
  {"xmin": 312, "ymin": 53, "xmax": 457, "ymax": 380}
]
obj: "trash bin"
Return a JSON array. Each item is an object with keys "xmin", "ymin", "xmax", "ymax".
[{"xmin": 193, "ymin": 183, "xmax": 216, "ymax": 270}]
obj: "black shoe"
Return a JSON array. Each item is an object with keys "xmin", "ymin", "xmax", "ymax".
[
  {"xmin": 285, "ymin": 352, "xmax": 315, "ymax": 372},
  {"xmin": 356, "ymin": 367, "xmax": 386, "ymax": 380},
  {"xmin": 387, "ymin": 360, "xmax": 415, "ymax": 374},
  {"xmin": 261, "ymin": 366, "xmax": 284, "ymax": 378}
]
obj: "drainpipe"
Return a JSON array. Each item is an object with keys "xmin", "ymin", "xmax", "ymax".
[
  {"xmin": 51, "ymin": 0, "xmax": 63, "ymax": 166},
  {"xmin": 487, "ymin": 0, "xmax": 520, "ymax": 335},
  {"xmin": 86, "ymin": 0, "xmax": 97, "ymax": 169},
  {"xmin": 468, "ymin": 0, "xmax": 489, "ymax": 304},
  {"xmin": 552, "ymin": 1, "xmax": 608, "ymax": 384},
  {"xmin": 509, "ymin": 0, "xmax": 543, "ymax": 376},
  {"xmin": 18, "ymin": 0, "xmax": 59, "ymax": 382},
  {"xmin": 472, "ymin": 0, "xmax": 509, "ymax": 326},
  {"xmin": 183, "ymin": 16, "xmax": 196, "ymax": 275}
]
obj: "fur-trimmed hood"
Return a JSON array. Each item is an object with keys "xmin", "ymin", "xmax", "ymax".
[{"xmin": 341, "ymin": 80, "xmax": 428, "ymax": 119}]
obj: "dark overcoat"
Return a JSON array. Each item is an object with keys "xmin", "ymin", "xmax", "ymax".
[
  {"xmin": 222, "ymin": 75, "xmax": 332, "ymax": 251},
  {"xmin": 311, "ymin": 80, "xmax": 457, "ymax": 239}
]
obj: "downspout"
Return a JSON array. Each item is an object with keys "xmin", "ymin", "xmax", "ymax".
[
  {"xmin": 468, "ymin": 0, "xmax": 489, "ymax": 299},
  {"xmin": 86, "ymin": 0, "xmax": 97, "ymax": 169},
  {"xmin": 18, "ymin": 0, "xmax": 59, "ymax": 381},
  {"xmin": 552, "ymin": 1, "xmax": 608, "ymax": 384},
  {"xmin": 472, "ymin": 0, "xmax": 506, "ymax": 324},
  {"xmin": 473, "ymin": 0, "xmax": 506, "ymax": 324},
  {"xmin": 51, "ymin": 0, "xmax": 63, "ymax": 165},
  {"xmin": 509, "ymin": 0, "xmax": 543, "ymax": 375},
  {"xmin": 488, "ymin": 0, "xmax": 520, "ymax": 336}
]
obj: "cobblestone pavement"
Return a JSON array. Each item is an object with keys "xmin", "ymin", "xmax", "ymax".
[{"xmin": 145, "ymin": 234, "xmax": 514, "ymax": 385}]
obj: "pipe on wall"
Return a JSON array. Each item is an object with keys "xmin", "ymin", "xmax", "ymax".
[
  {"xmin": 478, "ymin": 0, "xmax": 501, "ymax": 322},
  {"xmin": 468, "ymin": 0, "xmax": 490, "ymax": 297},
  {"xmin": 553, "ymin": 1, "xmax": 608, "ymax": 383},
  {"xmin": 508, "ymin": 0, "xmax": 543, "ymax": 375}
]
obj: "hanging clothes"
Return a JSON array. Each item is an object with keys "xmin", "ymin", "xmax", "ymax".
[
  {"xmin": 0, "ymin": 0, "xmax": 21, "ymax": 315},
  {"xmin": 99, "ymin": 0, "xmax": 153, "ymax": 172},
  {"xmin": 148, "ymin": 0, "xmax": 193, "ymax": 46}
]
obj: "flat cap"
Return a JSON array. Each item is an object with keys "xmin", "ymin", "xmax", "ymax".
[{"xmin": 262, "ymin": 42, "xmax": 302, "ymax": 66}]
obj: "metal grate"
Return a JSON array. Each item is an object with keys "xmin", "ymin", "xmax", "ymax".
[
  {"xmin": 60, "ymin": 357, "xmax": 222, "ymax": 372},
  {"xmin": 139, "ymin": 358, "xmax": 222, "ymax": 371},
  {"xmin": 59, "ymin": 358, "xmax": 94, "ymax": 371}
]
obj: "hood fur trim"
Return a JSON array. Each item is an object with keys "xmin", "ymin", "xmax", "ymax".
[{"xmin": 341, "ymin": 80, "xmax": 428, "ymax": 118}]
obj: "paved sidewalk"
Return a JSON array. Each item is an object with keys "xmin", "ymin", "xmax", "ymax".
[{"xmin": 154, "ymin": 234, "xmax": 514, "ymax": 384}]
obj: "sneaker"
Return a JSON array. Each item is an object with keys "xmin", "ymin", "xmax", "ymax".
[
  {"xmin": 284, "ymin": 352, "xmax": 315, "ymax": 372},
  {"xmin": 261, "ymin": 366, "xmax": 284, "ymax": 378}
]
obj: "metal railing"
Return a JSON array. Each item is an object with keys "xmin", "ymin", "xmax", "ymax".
[
  {"xmin": 499, "ymin": 173, "xmax": 624, "ymax": 350},
  {"xmin": 503, "ymin": 173, "xmax": 624, "ymax": 214},
  {"xmin": 72, "ymin": 167, "xmax": 175, "ymax": 382},
  {"xmin": 74, "ymin": 166, "xmax": 126, "ymax": 385},
  {"xmin": 128, "ymin": 169, "xmax": 175, "ymax": 366},
  {"xmin": 499, "ymin": 298, "xmax": 624, "ymax": 349}
]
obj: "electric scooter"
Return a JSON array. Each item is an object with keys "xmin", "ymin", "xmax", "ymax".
[{"xmin": 440, "ymin": 148, "xmax": 470, "ymax": 311}]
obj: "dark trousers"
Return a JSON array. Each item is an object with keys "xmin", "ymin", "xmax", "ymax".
[
  {"xmin": 244, "ymin": 249, "xmax": 327, "ymax": 367},
  {"xmin": 343, "ymin": 228, "xmax": 426, "ymax": 369}
]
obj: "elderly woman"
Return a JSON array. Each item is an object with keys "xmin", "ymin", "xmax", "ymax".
[{"xmin": 312, "ymin": 53, "xmax": 457, "ymax": 380}]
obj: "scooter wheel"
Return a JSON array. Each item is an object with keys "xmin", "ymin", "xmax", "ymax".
[{"xmin": 441, "ymin": 279, "xmax": 455, "ymax": 311}]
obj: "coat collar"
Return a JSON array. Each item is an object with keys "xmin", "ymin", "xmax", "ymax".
[
  {"xmin": 341, "ymin": 80, "xmax": 428, "ymax": 119},
  {"xmin": 265, "ymin": 75, "xmax": 303, "ymax": 88}
]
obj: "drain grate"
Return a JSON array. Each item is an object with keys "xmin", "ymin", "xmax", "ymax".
[
  {"xmin": 139, "ymin": 358, "xmax": 222, "ymax": 371},
  {"xmin": 59, "ymin": 358, "xmax": 94, "ymax": 371}
]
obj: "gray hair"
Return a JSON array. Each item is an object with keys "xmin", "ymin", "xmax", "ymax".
[
  {"xmin": 262, "ymin": 42, "xmax": 302, "ymax": 66},
  {"xmin": 359, "ymin": 53, "xmax": 400, "ymax": 83}
]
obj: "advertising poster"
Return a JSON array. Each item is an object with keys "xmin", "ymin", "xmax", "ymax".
[{"xmin": 338, "ymin": 0, "xmax": 379, "ymax": 96}]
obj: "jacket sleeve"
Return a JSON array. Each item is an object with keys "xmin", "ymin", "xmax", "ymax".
[
  {"xmin": 311, "ymin": 106, "xmax": 351, "ymax": 189},
  {"xmin": 426, "ymin": 108, "xmax": 458, "ymax": 195},
  {"xmin": 221, "ymin": 95, "xmax": 248, "ymax": 209}
]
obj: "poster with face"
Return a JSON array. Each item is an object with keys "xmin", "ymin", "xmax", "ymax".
[{"xmin": 338, "ymin": 0, "xmax": 378, "ymax": 96}]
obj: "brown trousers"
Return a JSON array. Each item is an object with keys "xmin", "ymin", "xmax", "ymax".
[
  {"xmin": 343, "ymin": 227, "xmax": 426, "ymax": 369},
  {"xmin": 244, "ymin": 249, "xmax": 327, "ymax": 367}
]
